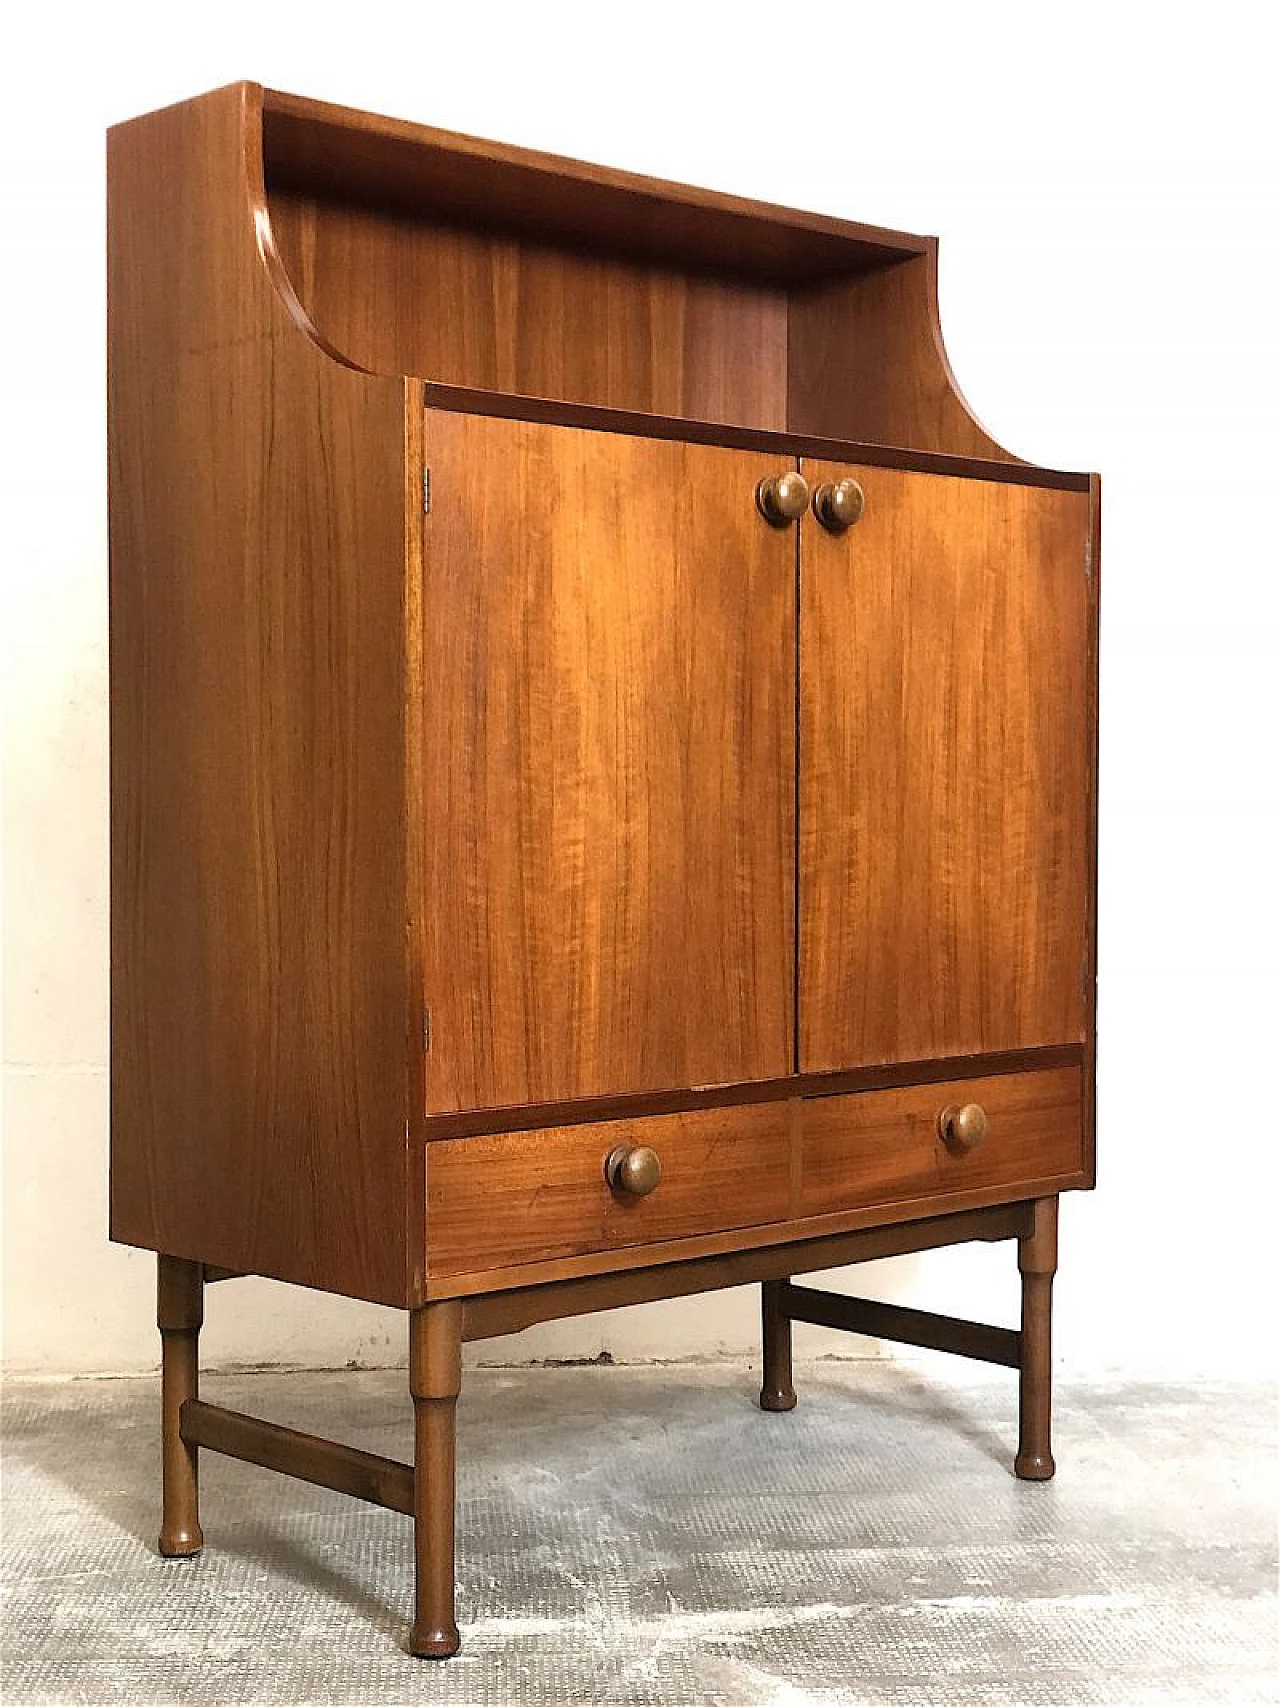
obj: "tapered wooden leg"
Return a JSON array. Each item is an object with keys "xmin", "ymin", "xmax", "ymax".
[
  {"xmin": 1015, "ymin": 1196, "xmax": 1058, "ymax": 1481},
  {"xmin": 760, "ymin": 1278, "xmax": 797, "ymax": 1411},
  {"xmin": 157, "ymin": 1255, "xmax": 204, "ymax": 1556},
  {"xmin": 409, "ymin": 1300, "xmax": 463, "ymax": 1658}
]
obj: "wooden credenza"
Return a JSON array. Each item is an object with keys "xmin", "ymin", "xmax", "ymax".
[{"xmin": 108, "ymin": 83, "xmax": 1098, "ymax": 1658}]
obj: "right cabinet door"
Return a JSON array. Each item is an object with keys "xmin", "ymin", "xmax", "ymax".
[{"xmin": 799, "ymin": 463, "xmax": 1092, "ymax": 1073}]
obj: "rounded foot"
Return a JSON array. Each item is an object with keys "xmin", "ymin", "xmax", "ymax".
[
  {"xmin": 410, "ymin": 1621, "xmax": 461, "ymax": 1658},
  {"xmin": 1014, "ymin": 1451, "xmax": 1055, "ymax": 1481},
  {"xmin": 158, "ymin": 1526, "xmax": 204, "ymax": 1557},
  {"xmin": 759, "ymin": 1386, "xmax": 797, "ymax": 1412}
]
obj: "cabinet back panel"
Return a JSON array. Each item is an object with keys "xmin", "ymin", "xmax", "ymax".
[
  {"xmin": 419, "ymin": 412, "xmax": 796, "ymax": 1113},
  {"xmin": 267, "ymin": 191, "xmax": 789, "ymax": 429}
]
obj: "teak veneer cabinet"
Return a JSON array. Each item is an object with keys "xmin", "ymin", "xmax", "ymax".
[{"xmin": 109, "ymin": 82, "xmax": 1099, "ymax": 1658}]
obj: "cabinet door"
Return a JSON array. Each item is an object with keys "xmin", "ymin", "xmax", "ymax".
[
  {"xmin": 799, "ymin": 463, "xmax": 1091, "ymax": 1071},
  {"xmin": 420, "ymin": 413, "xmax": 796, "ymax": 1113}
]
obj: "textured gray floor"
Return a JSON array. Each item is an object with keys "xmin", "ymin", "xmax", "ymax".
[{"xmin": 2, "ymin": 1363, "xmax": 1276, "ymax": 1706}]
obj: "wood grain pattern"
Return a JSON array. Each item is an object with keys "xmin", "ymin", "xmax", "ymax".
[
  {"xmin": 419, "ymin": 412, "xmax": 795, "ymax": 1112},
  {"xmin": 267, "ymin": 192, "xmax": 789, "ymax": 430},
  {"xmin": 109, "ymin": 83, "xmax": 415, "ymax": 1306},
  {"xmin": 799, "ymin": 464, "xmax": 1092, "ymax": 1071},
  {"xmin": 800, "ymin": 1068, "xmax": 1082, "ymax": 1219},
  {"xmin": 426, "ymin": 1103, "xmax": 794, "ymax": 1278},
  {"xmin": 788, "ymin": 247, "xmax": 1017, "ymax": 460},
  {"xmin": 261, "ymin": 86, "xmax": 927, "ymax": 286}
]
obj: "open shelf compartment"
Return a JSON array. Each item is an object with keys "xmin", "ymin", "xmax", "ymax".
[{"xmin": 259, "ymin": 85, "xmax": 1016, "ymax": 460}]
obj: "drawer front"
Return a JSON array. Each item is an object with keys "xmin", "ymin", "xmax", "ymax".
[
  {"xmin": 427, "ymin": 1102, "xmax": 792, "ymax": 1279},
  {"xmin": 801, "ymin": 1066, "xmax": 1083, "ymax": 1219}
]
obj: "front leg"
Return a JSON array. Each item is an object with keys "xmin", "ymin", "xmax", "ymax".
[
  {"xmin": 157, "ymin": 1255, "xmax": 204, "ymax": 1556},
  {"xmin": 1015, "ymin": 1196, "xmax": 1058, "ymax": 1480},
  {"xmin": 409, "ymin": 1299, "xmax": 463, "ymax": 1657}
]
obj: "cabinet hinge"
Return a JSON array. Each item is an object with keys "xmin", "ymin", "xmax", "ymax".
[
  {"xmin": 422, "ymin": 1007, "xmax": 432, "ymax": 1053},
  {"xmin": 423, "ymin": 467, "xmax": 431, "ymax": 515},
  {"xmin": 1084, "ymin": 532, "xmax": 1094, "ymax": 581}
]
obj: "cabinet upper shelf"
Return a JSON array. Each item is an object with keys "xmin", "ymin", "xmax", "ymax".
[
  {"xmin": 110, "ymin": 82, "xmax": 1085, "ymax": 482},
  {"xmin": 262, "ymin": 86, "xmax": 930, "ymax": 287}
]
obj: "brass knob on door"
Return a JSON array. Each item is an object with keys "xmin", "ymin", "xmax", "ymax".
[
  {"xmin": 939, "ymin": 1103, "xmax": 988, "ymax": 1153},
  {"xmin": 812, "ymin": 478, "xmax": 865, "ymax": 532},
  {"xmin": 756, "ymin": 470, "xmax": 810, "ymax": 526},
  {"xmin": 605, "ymin": 1144, "xmax": 662, "ymax": 1198}
]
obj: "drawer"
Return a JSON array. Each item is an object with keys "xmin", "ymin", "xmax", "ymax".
[
  {"xmin": 426, "ymin": 1066, "xmax": 1084, "ymax": 1283},
  {"xmin": 426, "ymin": 1102, "xmax": 792, "ymax": 1279},
  {"xmin": 801, "ymin": 1066, "xmax": 1084, "ymax": 1219}
]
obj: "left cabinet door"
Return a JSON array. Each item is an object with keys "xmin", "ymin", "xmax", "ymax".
[{"xmin": 419, "ymin": 413, "xmax": 796, "ymax": 1114}]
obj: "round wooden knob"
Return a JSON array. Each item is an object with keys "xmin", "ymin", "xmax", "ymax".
[
  {"xmin": 605, "ymin": 1144, "xmax": 662, "ymax": 1197},
  {"xmin": 939, "ymin": 1103, "xmax": 988, "ymax": 1153},
  {"xmin": 756, "ymin": 471, "xmax": 810, "ymax": 526},
  {"xmin": 812, "ymin": 478, "xmax": 865, "ymax": 532}
]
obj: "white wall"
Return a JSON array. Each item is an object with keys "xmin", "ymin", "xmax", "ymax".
[{"xmin": 3, "ymin": 2, "xmax": 1277, "ymax": 1377}]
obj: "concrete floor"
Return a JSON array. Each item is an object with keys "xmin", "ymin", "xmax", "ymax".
[{"xmin": 1, "ymin": 1363, "xmax": 1275, "ymax": 1706}]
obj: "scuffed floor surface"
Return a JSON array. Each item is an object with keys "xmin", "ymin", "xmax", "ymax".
[{"xmin": 2, "ymin": 1364, "xmax": 1275, "ymax": 1706}]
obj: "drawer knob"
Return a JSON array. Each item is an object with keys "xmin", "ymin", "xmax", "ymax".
[
  {"xmin": 756, "ymin": 471, "xmax": 810, "ymax": 526},
  {"xmin": 605, "ymin": 1143, "xmax": 662, "ymax": 1198},
  {"xmin": 939, "ymin": 1102, "xmax": 988, "ymax": 1153},
  {"xmin": 812, "ymin": 478, "xmax": 865, "ymax": 532}
]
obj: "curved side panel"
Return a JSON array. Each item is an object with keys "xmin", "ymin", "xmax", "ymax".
[
  {"xmin": 919, "ymin": 239, "xmax": 1023, "ymax": 463},
  {"xmin": 107, "ymin": 82, "xmax": 416, "ymax": 1306},
  {"xmin": 787, "ymin": 243, "xmax": 1022, "ymax": 462},
  {"xmin": 251, "ymin": 202, "xmax": 371, "ymax": 373},
  {"xmin": 239, "ymin": 85, "xmax": 371, "ymax": 373}
]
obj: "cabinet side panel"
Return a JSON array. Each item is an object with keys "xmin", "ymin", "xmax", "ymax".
[
  {"xmin": 788, "ymin": 251, "xmax": 1016, "ymax": 461},
  {"xmin": 108, "ymin": 86, "xmax": 412, "ymax": 1306},
  {"xmin": 1083, "ymin": 473, "xmax": 1101, "ymax": 1187}
]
